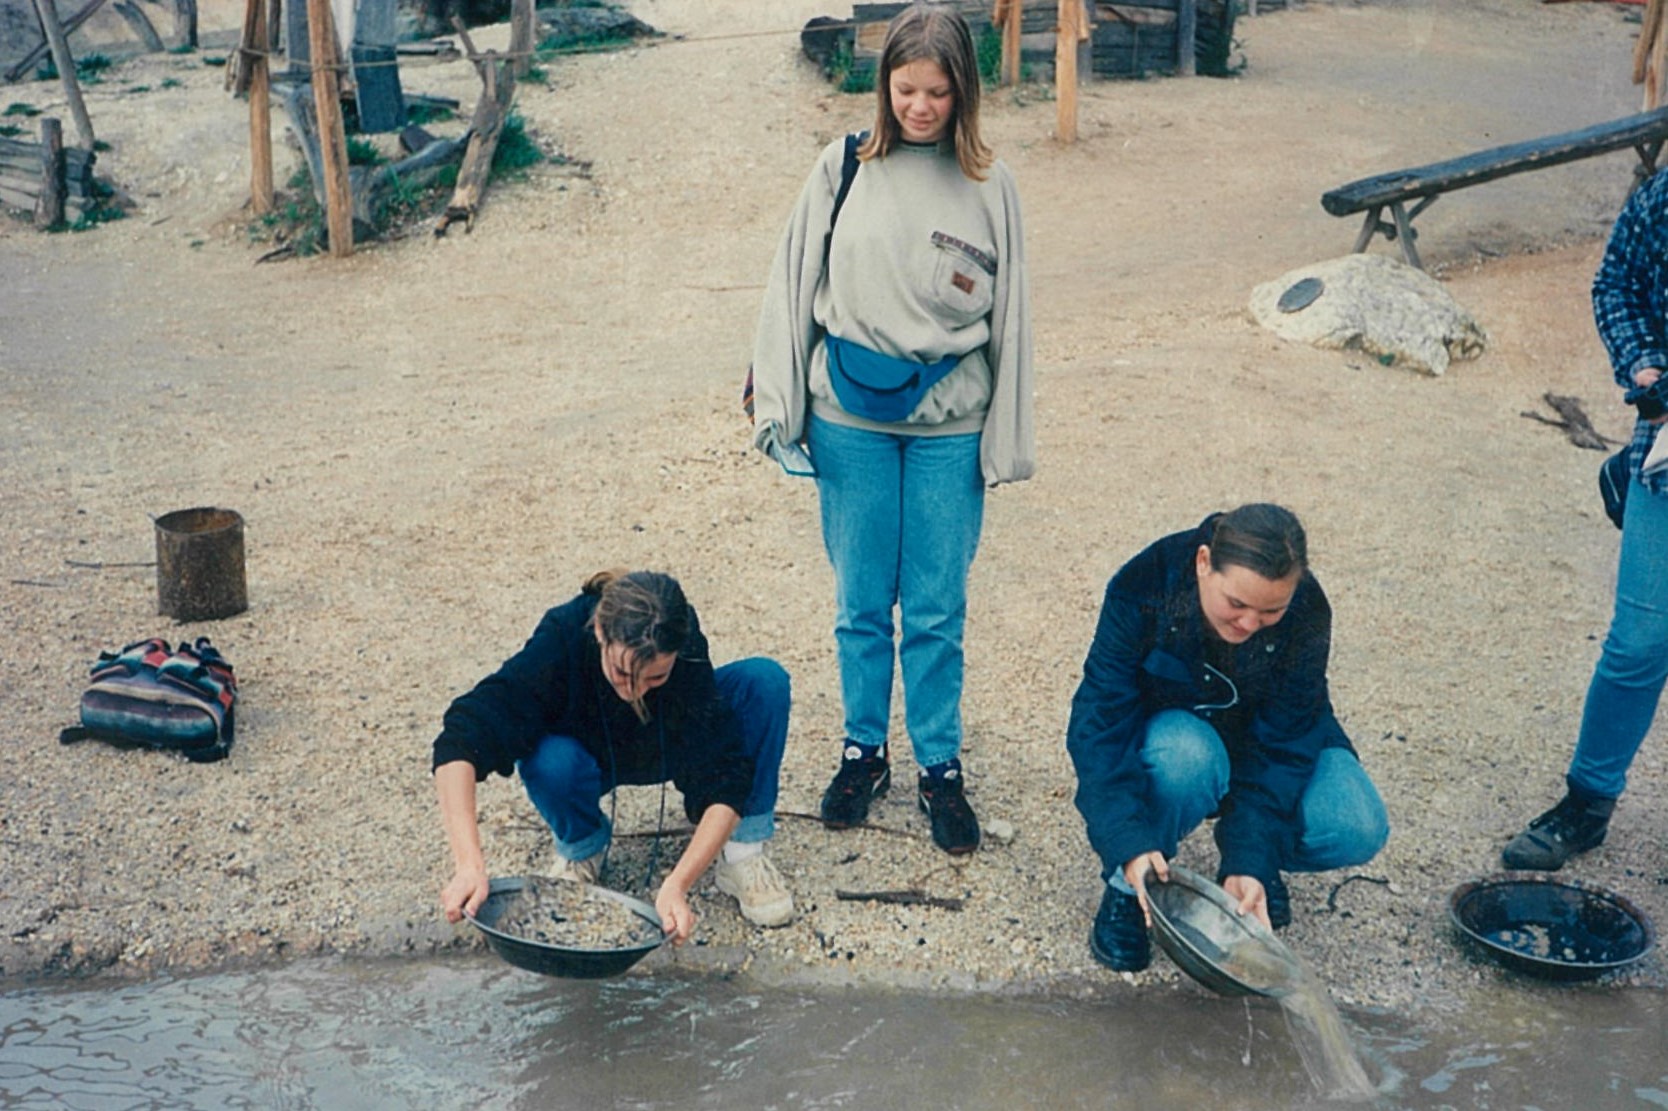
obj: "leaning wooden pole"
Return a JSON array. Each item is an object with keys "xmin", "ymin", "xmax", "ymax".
[
  {"xmin": 306, "ymin": 0, "xmax": 353, "ymax": 255},
  {"xmin": 30, "ymin": 0, "xmax": 96, "ymax": 150}
]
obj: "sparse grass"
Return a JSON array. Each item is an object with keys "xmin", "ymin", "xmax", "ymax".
[
  {"xmin": 160, "ymin": 77, "xmax": 182, "ymax": 89},
  {"xmin": 346, "ymin": 137, "xmax": 384, "ymax": 166},
  {"xmin": 828, "ymin": 39, "xmax": 874, "ymax": 95},
  {"xmin": 4, "ymin": 102, "xmax": 42, "ymax": 118},
  {"xmin": 76, "ymin": 54, "xmax": 113, "ymax": 83},
  {"xmin": 168, "ymin": 43, "xmax": 196, "ymax": 55},
  {"xmin": 127, "ymin": 84, "xmax": 152, "ymax": 94},
  {"xmin": 0, "ymin": 124, "xmax": 20, "ymax": 137},
  {"xmin": 491, "ymin": 112, "xmax": 544, "ymax": 177},
  {"xmin": 406, "ymin": 102, "xmax": 455, "ymax": 126}
]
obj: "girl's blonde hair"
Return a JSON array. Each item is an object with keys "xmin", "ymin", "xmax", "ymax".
[{"xmin": 860, "ymin": 3, "xmax": 993, "ymax": 181}]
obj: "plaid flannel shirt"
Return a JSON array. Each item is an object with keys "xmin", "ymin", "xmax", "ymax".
[{"xmin": 1592, "ymin": 172, "xmax": 1668, "ymax": 496}]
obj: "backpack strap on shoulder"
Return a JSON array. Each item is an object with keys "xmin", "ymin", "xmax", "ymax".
[{"xmin": 823, "ymin": 130, "xmax": 868, "ymax": 276}]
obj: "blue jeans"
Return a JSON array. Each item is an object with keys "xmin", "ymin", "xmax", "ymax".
[
  {"xmin": 1109, "ymin": 709, "xmax": 1389, "ymax": 893},
  {"xmin": 808, "ymin": 415, "xmax": 984, "ymax": 768},
  {"xmin": 517, "ymin": 658, "xmax": 790, "ymax": 861},
  {"xmin": 1568, "ymin": 476, "xmax": 1668, "ymax": 799}
]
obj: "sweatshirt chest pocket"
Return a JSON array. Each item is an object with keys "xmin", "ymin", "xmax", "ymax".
[{"xmin": 926, "ymin": 231, "xmax": 996, "ymax": 324}]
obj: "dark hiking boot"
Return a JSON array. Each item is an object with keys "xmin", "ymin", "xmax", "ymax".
[
  {"xmin": 819, "ymin": 745, "xmax": 890, "ymax": 828},
  {"xmin": 1501, "ymin": 789, "xmax": 1616, "ymax": 871},
  {"xmin": 917, "ymin": 770, "xmax": 980, "ymax": 854},
  {"xmin": 1089, "ymin": 885, "xmax": 1150, "ymax": 973}
]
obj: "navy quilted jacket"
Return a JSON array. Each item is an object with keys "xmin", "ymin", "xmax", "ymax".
[
  {"xmin": 1066, "ymin": 516, "xmax": 1352, "ymax": 883},
  {"xmin": 432, "ymin": 593, "xmax": 753, "ymax": 823}
]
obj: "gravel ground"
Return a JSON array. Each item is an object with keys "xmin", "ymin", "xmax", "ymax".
[{"xmin": 1, "ymin": 0, "xmax": 1665, "ymax": 1023}]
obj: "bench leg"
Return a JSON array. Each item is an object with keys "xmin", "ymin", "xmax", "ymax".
[
  {"xmin": 1389, "ymin": 201, "xmax": 1423, "ymax": 270},
  {"xmin": 1351, "ymin": 207, "xmax": 1382, "ymax": 254}
]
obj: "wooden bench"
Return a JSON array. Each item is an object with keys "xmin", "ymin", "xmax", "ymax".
[{"xmin": 1321, "ymin": 106, "xmax": 1668, "ymax": 269}]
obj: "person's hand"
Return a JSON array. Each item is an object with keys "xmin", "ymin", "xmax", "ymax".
[
  {"xmin": 655, "ymin": 880, "xmax": 697, "ymax": 946},
  {"xmin": 441, "ymin": 864, "xmax": 490, "ymax": 924},
  {"xmin": 1635, "ymin": 368, "xmax": 1668, "ymax": 425},
  {"xmin": 1221, "ymin": 874, "xmax": 1272, "ymax": 931},
  {"xmin": 1122, "ymin": 851, "xmax": 1169, "ymax": 928}
]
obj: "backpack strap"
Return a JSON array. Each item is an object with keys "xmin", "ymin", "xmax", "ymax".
[{"xmin": 822, "ymin": 130, "xmax": 867, "ymax": 277}]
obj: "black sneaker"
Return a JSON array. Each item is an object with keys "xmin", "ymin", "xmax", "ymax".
[
  {"xmin": 1089, "ymin": 885, "xmax": 1150, "ymax": 972},
  {"xmin": 917, "ymin": 771, "xmax": 980, "ymax": 854},
  {"xmin": 1501, "ymin": 789, "xmax": 1616, "ymax": 871},
  {"xmin": 820, "ymin": 746, "xmax": 890, "ymax": 829}
]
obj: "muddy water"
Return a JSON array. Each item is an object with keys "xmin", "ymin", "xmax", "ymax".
[{"xmin": 1, "ymin": 956, "xmax": 1665, "ymax": 1110}]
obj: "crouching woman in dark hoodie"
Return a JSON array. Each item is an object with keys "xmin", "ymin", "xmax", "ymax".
[
  {"xmin": 433, "ymin": 570, "xmax": 794, "ymax": 944},
  {"xmin": 1066, "ymin": 505, "xmax": 1389, "ymax": 972}
]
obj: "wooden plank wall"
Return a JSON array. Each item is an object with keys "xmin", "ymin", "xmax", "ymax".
[
  {"xmin": 848, "ymin": 0, "xmax": 1230, "ymax": 80},
  {"xmin": 0, "ymin": 134, "xmax": 96, "ymax": 221}
]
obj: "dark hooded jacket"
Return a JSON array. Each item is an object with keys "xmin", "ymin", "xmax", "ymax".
[
  {"xmin": 431, "ymin": 592, "xmax": 753, "ymax": 823},
  {"xmin": 1066, "ymin": 515, "xmax": 1353, "ymax": 883}
]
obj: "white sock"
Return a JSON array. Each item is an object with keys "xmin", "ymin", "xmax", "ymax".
[{"xmin": 722, "ymin": 840, "xmax": 763, "ymax": 864}]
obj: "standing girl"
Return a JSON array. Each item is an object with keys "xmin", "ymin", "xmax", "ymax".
[{"xmin": 749, "ymin": 4, "xmax": 1034, "ymax": 854}]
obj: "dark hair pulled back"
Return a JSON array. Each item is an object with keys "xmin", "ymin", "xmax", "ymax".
[
  {"xmin": 583, "ymin": 570, "xmax": 692, "ymax": 718},
  {"xmin": 1207, "ymin": 504, "xmax": 1308, "ymax": 581}
]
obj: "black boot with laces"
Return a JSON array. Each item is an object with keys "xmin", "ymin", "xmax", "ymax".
[{"xmin": 1501, "ymin": 785, "xmax": 1616, "ymax": 871}]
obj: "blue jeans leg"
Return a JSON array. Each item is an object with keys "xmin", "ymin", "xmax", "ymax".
[
  {"xmin": 810, "ymin": 414, "xmax": 983, "ymax": 768},
  {"xmin": 715, "ymin": 657, "xmax": 792, "ymax": 843},
  {"xmin": 1569, "ymin": 477, "xmax": 1668, "ymax": 799},
  {"xmin": 1288, "ymin": 747, "xmax": 1390, "ymax": 872},
  {"xmin": 810, "ymin": 415, "xmax": 902, "ymax": 750},
  {"xmin": 1110, "ymin": 710, "xmax": 1228, "ymax": 893},
  {"xmin": 898, "ymin": 429, "xmax": 984, "ymax": 768},
  {"xmin": 1108, "ymin": 711, "xmax": 1389, "ymax": 891},
  {"xmin": 518, "ymin": 735, "xmax": 612, "ymax": 862}
]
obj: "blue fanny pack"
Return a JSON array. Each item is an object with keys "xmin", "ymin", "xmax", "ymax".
[{"xmin": 824, "ymin": 334, "xmax": 960, "ymax": 424}]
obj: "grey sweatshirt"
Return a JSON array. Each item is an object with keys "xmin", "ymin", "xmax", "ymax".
[{"xmin": 750, "ymin": 135, "xmax": 1035, "ymax": 486}]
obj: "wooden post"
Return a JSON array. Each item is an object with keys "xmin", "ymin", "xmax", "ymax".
[
  {"xmin": 34, "ymin": 116, "xmax": 64, "ymax": 227},
  {"xmin": 113, "ymin": 0, "xmax": 165, "ymax": 51},
  {"xmin": 173, "ymin": 0, "xmax": 197, "ymax": 48},
  {"xmin": 1650, "ymin": 0, "xmax": 1668, "ymax": 111},
  {"xmin": 1055, "ymin": 0, "xmax": 1088, "ymax": 143},
  {"xmin": 306, "ymin": 0, "xmax": 353, "ymax": 255},
  {"xmin": 246, "ymin": 0, "xmax": 274, "ymax": 214},
  {"xmin": 30, "ymin": 0, "xmax": 96, "ymax": 150},
  {"xmin": 994, "ymin": 0, "xmax": 1020, "ymax": 87},
  {"xmin": 510, "ymin": 0, "xmax": 533, "ymax": 78},
  {"xmin": 1177, "ymin": 0, "xmax": 1197, "ymax": 77}
]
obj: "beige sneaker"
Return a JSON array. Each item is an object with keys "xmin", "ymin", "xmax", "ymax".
[
  {"xmin": 550, "ymin": 851, "xmax": 602, "ymax": 885},
  {"xmin": 713, "ymin": 853, "xmax": 795, "ymax": 928}
]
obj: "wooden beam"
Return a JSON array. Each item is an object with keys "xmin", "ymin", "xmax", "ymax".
[
  {"xmin": 34, "ymin": 116, "xmax": 63, "ymax": 227},
  {"xmin": 3, "ymin": 0, "xmax": 107, "ymax": 83},
  {"xmin": 247, "ymin": 0, "xmax": 273, "ymax": 214},
  {"xmin": 30, "ymin": 0, "xmax": 96, "ymax": 150},
  {"xmin": 173, "ymin": 0, "xmax": 198, "ymax": 49},
  {"xmin": 113, "ymin": 0, "xmax": 165, "ymax": 52},
  {"xmin": 305, "ymin": 0, "xmax": 352, "ymax": 255},
  {"xmin": 1176, "ymin": 0, "xmax": 1196, "ymax": 77},
  {"xmin": 995, "ymin": 0, "xmax": 1020, "ymax": 86},
  {"xmin": 510, "ymin": 0, "xmax": 533, "ymax": 78},
  {"xmin": 1055, "ymin": 0, "xmax": 1087, "ymax": 143},
  {"xmin": 435, "ymin": 20, "xmax": 516, "ymax": 235}
]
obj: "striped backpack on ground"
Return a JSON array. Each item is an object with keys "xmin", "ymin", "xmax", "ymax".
[{"xmin": 59, "ymin": 637, "xmax": 238, "ymax": 763}]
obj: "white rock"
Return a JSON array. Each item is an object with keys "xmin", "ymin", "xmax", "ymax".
[{"xmin": 1249, "ymin": 253, "xmax": 1487, "ymax": 375}]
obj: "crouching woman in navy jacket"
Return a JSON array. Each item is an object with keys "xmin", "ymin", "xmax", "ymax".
[
  {"xmin": 433, "ymin": 570, "xmax": 794, "ymax": 944},
  {"xmin": 1066, "ymin": 505, "xmax": 1389, "ymax": 972}
]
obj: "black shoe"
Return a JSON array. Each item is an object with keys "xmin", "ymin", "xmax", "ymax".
[
  {"xmin": 1217, "ymin": 870, "xmax": 1291, "ymax": 930},
  {"xmin": 1089, "ymin": 885, "xmax": 1150, "ymax": 972},
  {"xmin": 916, "ymin": 771, "xmax": 980, "ymax": 854},
  {"xmin": 819, "ymin": 747, "xmax": 890, "ymax": 828},
  {"xmin": 1501, "ymin": 788, "xmax": 1616, "ymax": 871}
]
